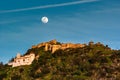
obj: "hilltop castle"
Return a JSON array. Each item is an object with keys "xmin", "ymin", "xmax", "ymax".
[
  {"xmin": 8, "ymin": 40, "xmax": 85, "ymax": 67},
  {"xmin": 32, "ymin": 39, "xmax": 85, "ymax": 53}
]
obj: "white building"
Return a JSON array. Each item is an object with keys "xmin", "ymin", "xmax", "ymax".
[{"xmin": 8, "ymin": 53, "xmax": 35, "ymax": 67}]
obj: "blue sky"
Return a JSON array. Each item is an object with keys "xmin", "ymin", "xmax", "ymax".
[{"xmin": 0, "ymin": 0, "xmax": 120, "ymax": 63}]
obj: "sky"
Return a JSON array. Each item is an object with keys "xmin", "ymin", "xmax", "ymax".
[{"xmin": 0, "ymin": 0, "xmax": 120, "ymax": 63}]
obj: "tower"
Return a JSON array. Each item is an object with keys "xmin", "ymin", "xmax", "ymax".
[{"xmin": 16, "ymin": 53, "xmax": 21, "ymax": 58}]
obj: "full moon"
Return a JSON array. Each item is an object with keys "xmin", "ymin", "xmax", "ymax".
[{"xmin": 41, "ymin": 16, "xmax": 48, "ymax": 23}]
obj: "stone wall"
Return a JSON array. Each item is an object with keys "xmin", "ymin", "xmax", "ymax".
[
  {"xmin": 51, "ymin": 43, "xmax": 85, "ymax": 53},
  {"xmin": 32, "ymin": 40, "xmax": 85, "ymax": 53}
]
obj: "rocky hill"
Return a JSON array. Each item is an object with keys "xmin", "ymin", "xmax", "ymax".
[{"xmin": 0, "ymin": 40, "xmax": 120, "ymax": 80}]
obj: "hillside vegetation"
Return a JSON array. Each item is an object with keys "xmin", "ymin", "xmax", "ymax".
[{"xmin": 0, "ymin": 41, "xmax": 120, "ymax": 80}]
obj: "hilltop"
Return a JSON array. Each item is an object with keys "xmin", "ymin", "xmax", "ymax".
[
  {"xmin": 0, "ymin": 40, "xmax": 120, "ymax": 80},
  {"xmin": 8, "ymin": 40, "xmax": 84, "ymax": 67}
]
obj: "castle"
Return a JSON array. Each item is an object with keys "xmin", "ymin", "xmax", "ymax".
[
  {"xmin": 32, "ymin": 39, "xmax": 85, "ymax": 53},
  {"xmin": 8, "ymin": 40, "xmax": 85, "ymax": 67},
  {"xmin": 8, "ymin": 53, "xmax": 35, "ymax": 67}
]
